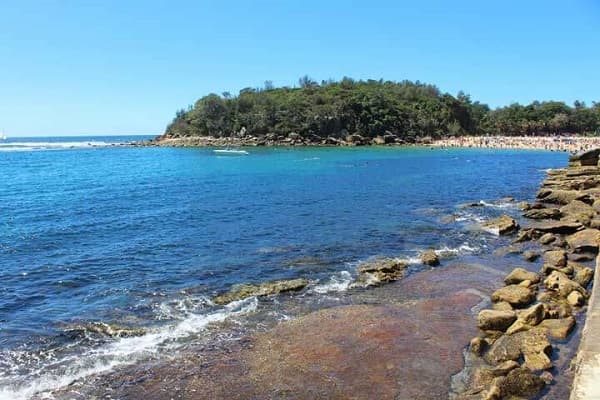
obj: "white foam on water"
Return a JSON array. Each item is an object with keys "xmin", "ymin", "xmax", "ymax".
[
  {"xmin": 0, "ymin": 141, "xmax": 125, "ymax": 152},
  {"xmin": 0, "ymin": 297, "xmax": 258, "ymax": 400},
  {"xmin": 312, "ymin": 271, "xmax": 353, "ymax": 294}
]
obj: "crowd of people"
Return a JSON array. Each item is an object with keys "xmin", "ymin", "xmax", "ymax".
[{"xmin": 431, "ymin": 136, "xmax": 600, "ymax": 153}]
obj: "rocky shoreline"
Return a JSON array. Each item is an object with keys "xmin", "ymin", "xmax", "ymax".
[
  {"xmin": 35, "ymin": 149, "xmax": 600, "ymax": 400},
  {"xmin": 139, "ymin": 134, "xmax": 600, "ymax": 153},
  {"xmin": 454, "ymin": 148, "xmax": 600, "ymax": 399}
]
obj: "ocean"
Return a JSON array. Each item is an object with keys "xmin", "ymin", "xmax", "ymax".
[{"xmin": 0, "ymin": 137, "xmax": 569, "ymax": 399}]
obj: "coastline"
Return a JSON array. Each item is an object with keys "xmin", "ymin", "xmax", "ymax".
[{"xmin": 141, "ymin": 134, "xmax": 600, "ymax": 154}]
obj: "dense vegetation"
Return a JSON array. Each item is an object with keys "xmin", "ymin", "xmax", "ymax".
[{"xmin": 164, "ymin": 77, "xmax": 600, "ymax": 141}]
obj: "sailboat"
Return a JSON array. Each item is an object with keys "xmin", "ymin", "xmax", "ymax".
[{"xmin": 0, "ymin": 130, "xmax": 6, "ymax": 140}]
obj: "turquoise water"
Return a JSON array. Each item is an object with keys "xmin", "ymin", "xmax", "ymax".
[{"xmin": 0, "ymin": 138, "xmax": 568, "ymax": 398}]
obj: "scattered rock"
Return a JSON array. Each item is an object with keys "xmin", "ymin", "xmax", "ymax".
[
  {"xmin": 523, "ymin": 208, "xmax": 562, "ymax": 220},
  {"xmin": 522, "ymin": 251, "xmax": 539, "ymax": 262},
  {"xmin": 538, "ymin": 316, "xmax": 576, "ymax": 339},
  {"xmin": 531, "ymin": 221, "xmax": 583, "ymax": 234},
  {"xmin": 543, "ymin": 249, "xmax": 567, "ymax": 268},
  {"xmin": 482, "ymin": 215, "xmax": 520, "ymax": 235},
  {"xmin": 573, "ymin": 265, "xmax": 594, "ymax": 287},
  {"xmin": 505, "ymin": 303, "xmax": 545, "ymax": 335},
  {"xmin": 213, "ymin": 278, "xmax": 310, "ymax": 305},
  {"xmin": 567, "ymin": 290, "xmax": 585, "ymax": 306},
  {"xmin": 539, "ymin": 233, "xmax": 556, "ymax": 245},
  {"xmin": 560, "ymin": 200, "xmax": 595, "ymax": 225},
  {"xmin": 543, "ymin": 270, "xmax": 587, "ymax": 298},
  {"xmin": 478, "ymin": 310, "xmax": 517, "ymax": 332},
  {"xmin": 470, "ymin": 337, "xmax": 486, "ymax": 355},
  {"xmin": 566, "ymin": 228, "xmax": 600, "ymax": 253},
  {"xmin": 64, "ymin": 322, "xmax": 146, "ymax": 338},
  {"xmin": 491, "ymin": 285, "xmax": 534, "ymax": 307},
  {"xmin": 504, "ymin": 268, "xmax": 540, "ymax": 285},
  {"xmin": 420, "ymin": 250, "xmax": 440, "ymax": 266}
]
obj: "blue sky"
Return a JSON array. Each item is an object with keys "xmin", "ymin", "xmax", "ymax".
[{"xmin": 1, "ymin": 0, "xmax": 599, "ymax": 137}]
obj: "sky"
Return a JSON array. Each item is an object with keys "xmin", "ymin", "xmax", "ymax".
[{"xmin": 1, "ymin": 0, "xmax": 599, "ymax": 137}]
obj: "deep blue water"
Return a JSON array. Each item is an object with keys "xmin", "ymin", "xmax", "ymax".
[{"xmin": 0, "ymin": 138, "xmax": 568, "ymax": 398}]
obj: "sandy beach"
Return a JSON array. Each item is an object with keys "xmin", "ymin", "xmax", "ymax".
[{"xmin": 431, "ymin": 136, "xmax": 600, "ymax": 153}]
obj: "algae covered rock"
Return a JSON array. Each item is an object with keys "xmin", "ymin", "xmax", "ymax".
[
  {"xmin": 213, "ymin": 278, "xmax": 309, "ymax": 305},
  {"xmin": 354, "ymin": 258, "xmax": 407, "ymax": 286}
]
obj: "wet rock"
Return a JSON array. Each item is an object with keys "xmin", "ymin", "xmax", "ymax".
[
  {"xmin": 491, "ymin": 285, "xmax": 534, "ymax": 307},
  {"xmin": 485, "ymin": 329, "xmax": 551, "ymax": 367},
  {"xmin": 482, "ymin": 215, "xmax": 519, "ymax": 235},
  {"xmin": 566, "ymin": 228, "xmax": 600, "ymax": 253},
  {"xmin": 420, "ymin": 250, "xmax": 440, "ymax": 266},
  {"xmin": 523, "ymin": 351, "xmax": 553, "ymax": 372},
  {"xmin": 539, "ymin": 233, "xmax": 556, "ymax": 245},
  {"xmin": 522, "ymin": 250, "xmax": 540, "ymax": 262},
  {"xmin": 514, "ymin": 228, "xmax": 534, "ymax": 243},
  {"xmin": 531, "ymin": 221, "xmax": 583, "ymax": 234},
  {"xmin": 478, "ymin": 309, "xmax": 517, "ymax": 332},
  {"xmin": 540, "ymin": 371, "xmax": 554, "ymax": 385},
  {"xmin": 213, "ymin": 278, "xmax": 309, "ymax": 305},
  {"xmin": 504, "ymin": 268, "xmax": 540, "ymax": 285},
  {"xmin": 64, "ymin": 322, "xmax": 146, "ymax": 338},
  {"xmin": 470, "ymin": 337, "xmax": 486, "ymax": 355},
  {"xmin": 568, "ymin": 252, "xmax": 596, "ymax": 262},
  {"xmin": 538, "ymin": 316, "xmax": 576, "ymax": 339},
  {"xmin": 505, "ymin": 303, "xmax": 545, "ymax": 335},
  {"xmin": 355, "ymin": 258, "xmax": 408, "ymax": 286},
  {"xmin": 543, "ymin": 249, "xmax": 567, "ymax": 268},
  {"xmin": 523, "ymin": 207, "xmax": 562, "ymax": 220},
  {"xmin": 543, "ymin": 270, "xmax": 587, "ymax": 298},
  {"xmin": 519, "ymin": 279, "xmax": 533, "ymax": 288}
]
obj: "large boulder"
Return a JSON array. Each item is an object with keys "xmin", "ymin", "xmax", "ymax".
[
  {"xmin": 504, "ymin": 268, "xmax": 540, "ymax": 285},
  {"xmin": 491, "ymin": 285, "xmax": 534, "ymax": 307},
  {"xmin": 505, "ymin": 303, "xmax": 545, "ymax": 335},
  {"xmin": 536, "ymin": 189, "xmax": 591, "ymax": 205},
  {"xmin": 566, "ymin": 228, "xmax": 600, "ymax": 253},
  {"xmin": 477, "ymin": 309, "xmax": 517, "ymax": 332},
  {"xmin": 482, "ymin": 215, "xmax": 520, "ymax": 235},
  {"xmin": 569, "ymin": 148, "xmax": 600, "ymax": 166},
  {"xmin": 485, "ymin": 329, "xmax": 552, "ymax": 369},
  {"xmin": 354, "ymin": 258, "xmax": 408, "ymax": 286},
  {"xmin": 213, "ymin": 278, "xmax": 309, "ymax": 305}
]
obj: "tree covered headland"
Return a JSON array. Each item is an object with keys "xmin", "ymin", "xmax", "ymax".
[{"xmin": 164, "ymin": 77, "xmax": 600, "ymax": 143}]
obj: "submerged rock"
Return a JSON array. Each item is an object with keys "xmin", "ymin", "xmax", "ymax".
[
  {"xmin": 498, "ymin": 368, "xmax": 546, "ymax": 396},
  {"xmin": 523, "ymin": 250, "xmax": 540, "ymax": 262},
  {"xmin": 64, "ymin": 322, "xmax": 146, "ymax": 338},
  {"xmin": 213, "ymin": 278, "xmax": 309, "ymax": 305},
  {"xmin": 482, "ymin": 215, "xmax": 519, "ymax": 235}
]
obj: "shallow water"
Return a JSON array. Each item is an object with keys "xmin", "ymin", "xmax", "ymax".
[{"xmin": 0, "ymin": 140, "xmax": 568, "ymax": 398}]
